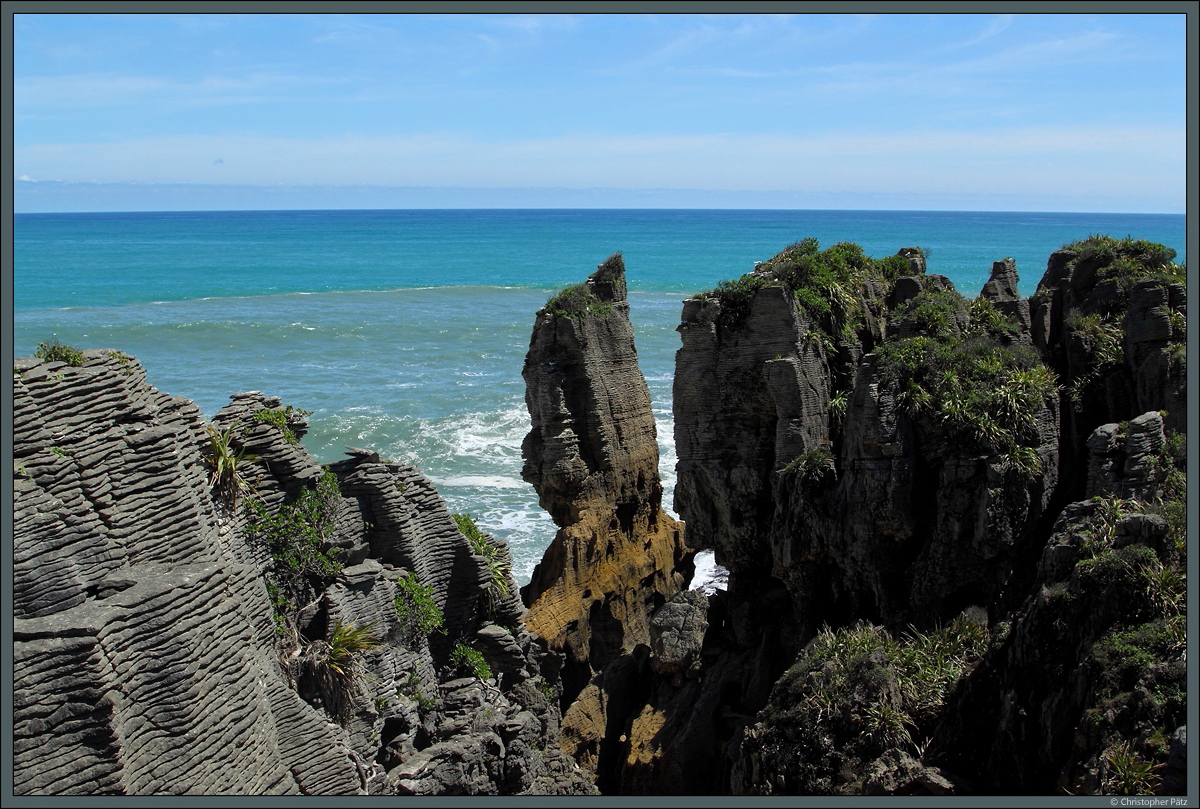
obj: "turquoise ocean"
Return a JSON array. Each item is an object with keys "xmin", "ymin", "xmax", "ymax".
[{"xmin": 13, "ymin": 209, "xmax": 1186, "ymax": 585}]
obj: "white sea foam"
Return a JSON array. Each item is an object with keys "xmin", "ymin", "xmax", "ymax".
[
  {"xmin": 690, "ymin": 550, "xmax": 729, "ymax": 595},
  {"xmin": 433, "ymin": 475, "xmax": 525, "ymax": 490}
]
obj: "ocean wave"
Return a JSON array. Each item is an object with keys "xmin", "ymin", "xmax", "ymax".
[
  {"xmin": 433, "ymin": 475, "xmax": 526, "ymax": 490},
  {"xmin": 690, "ymin": 550, "xmax": 729, "ymax": 595}
]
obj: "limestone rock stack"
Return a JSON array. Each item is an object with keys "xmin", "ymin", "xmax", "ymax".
[{"xmin": 520, "ymin": 253, "xmax": 689, "ymax": 681}]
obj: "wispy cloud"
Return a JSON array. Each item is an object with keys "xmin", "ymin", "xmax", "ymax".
[
  {"xmin": 945, "ymin": 14, "xmax": 1014, "ymax": 50},
  {"xmin": 15, "ymin": 71, "xmax": 336, "ymax": 110},
  {"xmin": 14, "ymin": 127, "xmax": 1182, "ymax": 197}
]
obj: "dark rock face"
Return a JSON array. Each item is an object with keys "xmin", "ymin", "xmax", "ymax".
[
  {"xmin": 674, "ymin": 277, "xmax": 1057, "ymax": 639},
  {"xmin": 520, "ymin": 254, "xmax": 689, "ymax": 678},
  {"xmin": 1029, "ymin": 239, "xmax": 1186, "ymax": 496},
  {"xmin": 648, "ymin": 238, "xmax": 1184, "ymax": 795},
  {"xmin": 930, "ymin": 419, "xmax": 1185, "ymax": 794},
  {"xmin": 13, "ymin": 351, "xmax": 594, "ymax": 796},
  {"xmin": 518, "ymin": 254, "xmax": 692, "ymax": 790}
]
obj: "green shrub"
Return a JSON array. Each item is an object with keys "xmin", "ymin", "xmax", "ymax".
[
  {"xmin": 35, "ymin": 339, "xmax": 85, "ymax": 367},
  {"xmin": 749, "ymin": 611, "xmax": 987, "ymax": 793},
  {"xmin": 294, "ymin": 621, "xmax": 379, "ymax": 722},
  {"xmin": 325, "ymin": 621, "xmax": 380, "ymax": 680},
  {"xmin": 828, "ymin": 391, "xmax": 848, "ymax": 428},
  {"xmin": 451, "ymin": 641, "xmax": 493, "ymax": 681},
  {"xmin": 893, "ymin": 287, "xmax": 966, "ymax": 339},
  {"xmin": 699, "ymin": 239, "xmax": 926, "ymax": 338},
  {"xmin": 782, "ymin": 445, "xmax": 835, "ymax": 484},
  {"xmin": 1104, "ymin": 741, "xmax": 1160, "ymax": 795},
  {"xmin": 875, "ymin": 337, "xmax": 1055, "ymax": 475},
  {"xmin": 876, "ymin": 254, "xmax": 913, "ymax": 282},
  {"xmin": 394, "ymin": 571, "xmax": 445, "ymax": 640},
  {"xmin": 805, "ymin": 617, "xmax": 988, "ymax": 727},
  {"xmin": 247, "ymin": 470, "xmax": 344, "ymax": 618},
  {"xmin": 539, "ymin": 283, "xmax": 612, "ymax": 319},
  {"xmin": 965, "ymin": 297, "xmax": 1019, "ymax": 340},
  {"xmin": 701, "ymin": 273, "xmax": 769, "ymax": 329},
  {"xmin": 454, "ymin": 513, "xmax": 512, "ymax": 610},
  {"xmin": 252, "ymin": 406, "xmax": 308, "ymax": 444}
]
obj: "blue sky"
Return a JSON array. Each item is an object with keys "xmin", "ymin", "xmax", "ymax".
[{"xmin": 12, "ymin": 12, "xmax": 1188, "ymax": 212}]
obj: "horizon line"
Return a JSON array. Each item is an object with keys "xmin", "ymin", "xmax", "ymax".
[{"xmin": 14, "ymin": 206, "xmax": 1188, "ymax": 217}]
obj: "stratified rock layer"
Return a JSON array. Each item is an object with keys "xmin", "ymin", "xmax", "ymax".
[
  {"xmin": 518, "ymin": 255, "xmax": 691, "ymax": 789},
  {"xmin": 13, "ymin": 351, "xmax": 359, "ymax": 795},
  {"xmin": 520, "ymin": 254, "xmax": 689, "ymax": 678},
  {"xmin": 13, "ymin": 351, "xmax": 594, "ymax": 796}
]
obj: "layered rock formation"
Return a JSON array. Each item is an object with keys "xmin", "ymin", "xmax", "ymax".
[
  {"xmin": 658, "ymin": 236, "xmax": 1186, "ymax": 795},
  {"xmin": 13, "ymin": 351, "xmax": 593, "ymax": 796},
  {"xmin": 520, "ymin": 254, "xmax": 689, "ymax": 674},
  {"xmin": 530, "ymin": 236, "xmax": 1184, "ymax": 795},
  {"xmin": 12, "ymin": 234, "xmax": 1186, "ymax": 798},
  {"xmin": 518, "ymin": 253, "xmax": 691, "ymax": 785}
]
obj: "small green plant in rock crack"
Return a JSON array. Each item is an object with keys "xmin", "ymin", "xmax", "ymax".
[
  {"xmin": 782, "ymin": 445, "xmax": 836, "ymax": 485},
  {"xmin": 454, "ymin": 513, "xmax": 512, "ymax": 611},
  {"xmin": 49, "ymin": 446, "xmax": 69, "ymax": 458},
  {"xmin": 324, "ymin": 621, "xmax": 380, "ymax": 680},
  {"xmin": 399, "ymin": 670, "xmax": 439, "ymax": 713},
  {"xmin": 294, "ymin": 621, "xmax": 380, "ymax": 722},
  {"xmin": 451, "ymin": 642, "xmax": 493, "ymax": 681},
  {"xmin": 105, "ymin": 350, "xmax": 134, "ymax": 375},
  {"xmin": 828, "ymin": 391, "xmax": 848, "ymax": 429},
  {"xmin": 204, "ymin": 425, "xmax": 260, "ymax": 504},
  {"xmin": 394, "ymin": 571, "xmax": 445, "ymax": 642},
  {"xmin": 246, "ymin": 470, "xmax": 343, "ymax": 621},
  {"xmin": 1103, "ymin": 741, "xmax": 1160, "ymax": 795},
  {"xmin": 251, "ymin": 405, "xmax": 309, "ymax": 444}
]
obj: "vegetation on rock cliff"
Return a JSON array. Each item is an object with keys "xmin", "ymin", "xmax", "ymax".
[
  {"xmin": 539, "ymin": 282, "xmax": 613, "ymax": 319},
  {"xmin": 203, "ymin": 425, "xmax": 260, "ymax": 503},
  {"xmin": 875, "ymin": 336, "xmax": 1056, "ymax": 477},
  {"xmin": 290, "ymin": 620, "xmax": 381, "ymax": 722},
  {"xmin": 701, "ymin": 238, "xmax": 908, "ymax": 332},
  {"xmin": 454, "ymin": 513, "xmax": 512, "ymax": 611},
  {"xmin": 451, "ymin": 641, "xmax": 494, "ymax": 681},
  {"xmin": 1060, "ymin": 234, "xmax": 1181, "ymax": 291},
  {"xmin": 251, "ymin": 404, "xmax": 311, "ymax": 444},
  {"xmin": 247, "ymin": 469, "xmax": 344, "ymax": 624},
  {"xmin": 35, "ymin": 339, "xmax": 86, "ymax": 366},
  {"xmin": 394, "ymin": 571, "xmax": 445, "ymax": 643},
  {"xmin": 741, "ymin": 613, "xmax": 989, "ymax": 794},
  {"xmin": 1054, "ymin": 235, "xmax": 1185, "ymax": 412}
]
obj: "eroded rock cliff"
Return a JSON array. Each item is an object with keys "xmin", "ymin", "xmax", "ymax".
[
  {"xmin": 659, "ymin": 236, "xmax": 1186, "ymax": 796},
  {"xmin": 518, "ymin": 253, "xmax": 691, "ymax": 785},
  {"xmin": 13, "ymin": 350, "xmax": 594, "ymax": 796},
  {"xmin": 528, "ymin": 236, "xmax": 1184, "ymax": 796}
]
